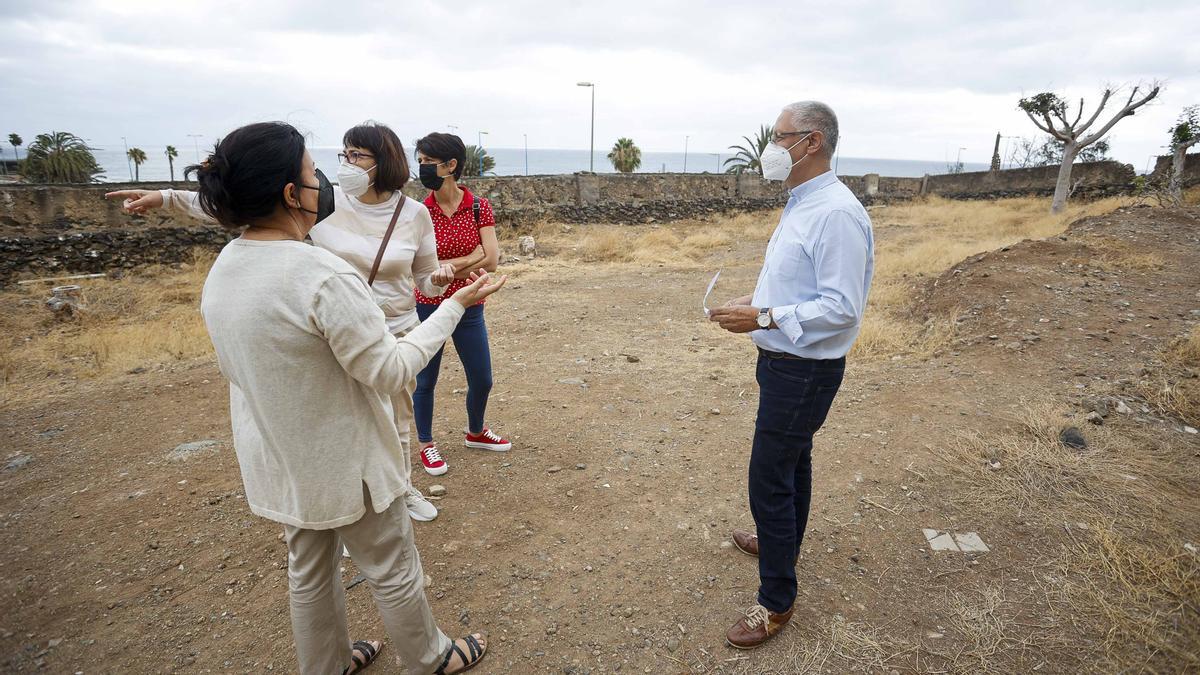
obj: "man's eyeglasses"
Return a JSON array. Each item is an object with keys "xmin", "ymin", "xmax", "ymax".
[
  {"xmin": 338, "ymin": 151, "xmax": 375, "ymax": 164},
  {"xmin": 771, "ymin": 131, "xmax": 813, "ymax": 144}
]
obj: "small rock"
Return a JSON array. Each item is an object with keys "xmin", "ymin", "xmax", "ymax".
[
  {"xmin": 709, "ymin": 408, "xmax": 720, "ymax": 415},
  {"xmin": 428, "ymin": 485, "xmax": 447, "ymax": 497},
  {"xmin": 547, "ymin": 466, "xmax": 562, "ymax": 474},
  {"xmin": 1059, "ymin": 427, "xmax": 1088, "ymax": 449},
  {"xmin": 624, "ymin": 354, "xmax": 640, "ymax": 363},
  {"xmin": 1184, "ymin": 426, "xmax": 1198, "ymax": 435},
  {"xmin": 574, "ymin": 463, "xmax": 586, "ymax": 470},
  {"xmin": 4, "ymin": 455, "xmax": 33, "ymax": 471},
  {"xmin": 1085, "ymin": 412, "xmax": 1104, "ymax": 425},
  {"xmin": 168, "ymin": 440, "xmax": 221, "ymax": 461},
  {"xmin": 557, "ymin": 378, "xmax": 586, "ymax": 386},
  {"xmin": 1114, "ymin": 400, "xmax": 1132, "ymax": 415},
  {"xmin": 665, "ymin": 637, "xmax": 680, "ymax": 653}
]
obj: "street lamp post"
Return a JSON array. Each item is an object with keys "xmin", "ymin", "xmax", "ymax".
[
  {"xmin": 187, "ymin": 134, "xmax": 203, "ymax": 163},
  {"xmin": 956, "ymin": 146, "xmax": 967, "ymax": 170},
  {"xmin": 121, "ymin": 137, "xmax": 132, "ymax": 181},
  {"xmin": 477, "ymin": 131, "xmax": 489, "ymax": 176},
  {"xmin": 523, "ymin": 133, "xmax": 529, "ymax": 176},
  {"xmin": 683, "ymin": 135, "xmax": 690, "ymax": 173},
  {"xmin": 577, "ymin": 82, "xmax": 595, "ymax": 172},
  {"xmin": 711, "ymin": 153, "xmax": 720, "ymax": 172}
]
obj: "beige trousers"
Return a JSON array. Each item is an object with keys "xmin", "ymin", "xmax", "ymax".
[
  {"xmin": 284, "ymin": 484, "xmax": 451, "ymax": 674},
  {"xmin": 393, "ymin": 326, "xmax": 416, "ymax": 485}
]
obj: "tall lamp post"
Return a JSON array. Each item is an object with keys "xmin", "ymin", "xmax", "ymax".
[
  {"xmin": 121, "ymin": 136, "xmax": 132, "ymax": 181},
  {"xmin": 683, "ymin": 135, "xmax": 690, "ymax": 173},
  {"xmin": 523, "ymin": 133, "xmax": 529, "ymax": 176},
  {"xmin": 187, "ymin": 134, "xmax": 203, "ymax": 162},
  {"xmin": 577, "ymin": 81, "xmax": 595, "ymax": 172},
  {"xmin": 956, "ymin": 146, "xmax": 967, "ymax": 171},
  {"xmin": 477, "ymin": 131, "xmax": 489, "ymax": 176}
]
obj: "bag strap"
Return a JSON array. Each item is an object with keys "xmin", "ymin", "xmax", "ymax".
[
  {"xmin": 367, "ymin": 193, "xmax": 407, "ymax": 287},
  {"xmin": 472, "ymin": 196, "xmax": 481, "ymax": 225}
]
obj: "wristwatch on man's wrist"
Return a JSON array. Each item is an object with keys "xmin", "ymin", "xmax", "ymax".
[{"xmin": 756, "ymin": 307, "xmax": 772, "ymax": 329}]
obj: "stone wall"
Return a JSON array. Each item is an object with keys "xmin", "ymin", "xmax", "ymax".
[
  {"xmin": 0, "ymin": 161, "xmax": 1141, "ymax": 283},
  {"xmin": 1148, "ymin": 152, "xmax": 1200, "ymax": 187},
  {"xmin": 923, "ymin": 160, "xmax": 1135, "ymax": 200}
]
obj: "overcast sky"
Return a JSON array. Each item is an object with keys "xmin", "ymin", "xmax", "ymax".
[{"xmin": 2, "ymin": 0, "xmax": 1197, "ymax": 169}]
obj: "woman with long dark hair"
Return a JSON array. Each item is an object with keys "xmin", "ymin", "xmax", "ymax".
[{"xmin": 106, "ymin": 122, "xmax": 497, "ymax": 674}]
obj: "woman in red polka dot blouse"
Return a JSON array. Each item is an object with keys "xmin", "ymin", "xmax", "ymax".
[{"xmin": 412, "ymin": 133, "xmax": 511, "ymax": 475}]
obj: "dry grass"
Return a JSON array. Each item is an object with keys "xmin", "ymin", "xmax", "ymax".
[
  {"xmin": 0, "ymin": 249, "xmax": 215, "ymax": 407},
  {"xmin": 851, "ymin": 194, "xmax": 1131, "ymax": 359},
  {"xmin": 937, "ymin": 402, "xmax": 1200, "ymax": 672},
  {"xmin": 1138, "ymin": 326, "xmax": 1200, "ymax": 426}
]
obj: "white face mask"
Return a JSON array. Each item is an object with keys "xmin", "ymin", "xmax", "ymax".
[
  {"xmin": 759, "ymin": 133, "xmax": 812, "ymax": 181},
  {"xmin": 336, "ymin": 162, "xmax": 376, "ymax": 197}
]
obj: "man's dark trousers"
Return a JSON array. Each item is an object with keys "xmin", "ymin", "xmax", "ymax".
[{"xmin": 748, "ymin": 349, "xmax": 845, "ymax": 613}]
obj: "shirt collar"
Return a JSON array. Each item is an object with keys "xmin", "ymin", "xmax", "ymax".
[
  {"xmin": 787, "ymin": 170, "xmax": 837, "ymax": 202},
  {"xmin": 423, "ymin": 185, "xmax": 475, "ymax": 216}
]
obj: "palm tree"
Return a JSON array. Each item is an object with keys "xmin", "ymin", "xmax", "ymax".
[
  {"xmin": 607, "ymin": 138, "xmax": 642, "ymax": 173},
  {"xmin": 165, "ymin": 145, "xmax": 179, "ymax": 182},
  {"xmin": 723, "ymin": 124, "xmax": 774, "ymax": 175},
  {"xmin": 8, "ymin": 133, "xmax": 21, "ymax": 161},
  {"xmin": 462, "ymin": 145, "xmax": 495, "ymax": 177},
  {"xmin": 128, "ymin": 147, "xmax": 148, "ymax": 182},
  {"xmin": 21, "ymin": 131, "xmax": 103, "ymax": 183}
]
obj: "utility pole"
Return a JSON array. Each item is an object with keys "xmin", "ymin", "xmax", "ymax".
[
  {"xmin": 577, "ymin": 82, "xmax": 595, "ymax": 172},
  {"xmin": 121, "ymin": 137, "xmax": 132, "ymax": 181},
  {"xmin": 187, "ymin": 134, "xmax": 203, "ymax": 163},
  {"xmin": 683, "ymin": 135, "xmax": 689, "ymax": 173}
]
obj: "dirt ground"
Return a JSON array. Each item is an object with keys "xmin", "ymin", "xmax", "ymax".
[{"xmin": 2, "ymin": 203, "xmax": 1198, "ymax": 674}]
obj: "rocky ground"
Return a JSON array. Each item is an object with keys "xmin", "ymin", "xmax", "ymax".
[{"xmin": 1, "ymin": 204, "xmax": 1197, "ymax": 673}]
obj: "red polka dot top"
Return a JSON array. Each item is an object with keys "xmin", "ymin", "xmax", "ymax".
[{"xmin": 415, "ymin": 185, "xmax": 496, "ymax": 306}]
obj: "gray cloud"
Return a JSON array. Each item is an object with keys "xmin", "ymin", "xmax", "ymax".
[{"xmin": 2, "ymin": 0, "xmax": 1196, "ymax": 166}]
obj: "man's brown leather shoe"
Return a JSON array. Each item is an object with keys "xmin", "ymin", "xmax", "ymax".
[
  {"xmin": 726, "ymin": 604, "xmax": 794, "ymax": 649},
  {"xmin": 731, "ymin": 529, "xmax": 759, "ymax": 557}
]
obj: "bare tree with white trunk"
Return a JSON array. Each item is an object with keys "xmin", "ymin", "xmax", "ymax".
[
  {"xmin": 1018, "ymin": 83, "xmax": 1160, "ymax": 213},
  {"xmin": 1167, "ymin": 105, "xmax": 1199, "ymax": 205}
]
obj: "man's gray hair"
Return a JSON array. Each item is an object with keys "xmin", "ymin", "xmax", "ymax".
[{"xmin": 782, "ymin": 101, "xmax": 838, "ymax": 157}]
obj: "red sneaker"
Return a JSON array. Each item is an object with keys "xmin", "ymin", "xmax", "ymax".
[
  {"xmin": 464, "ymin": 428, "xmax": 512, "ymax": 452},
  {"xmin": 419, "ymin": 442, "xmax": 448, "ymax": 476}
]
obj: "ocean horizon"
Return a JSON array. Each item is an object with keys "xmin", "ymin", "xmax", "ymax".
[{"xmin": 50, "ymin": 145, "xmax": 991, "ymax": 184}]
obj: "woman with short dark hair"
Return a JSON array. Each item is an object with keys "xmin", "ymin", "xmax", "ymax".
[
  {"xmin": 108, "ymin": 120, "xmax": 454, "ymax": 523},
  {"xmin": 106, "ymin": 121, "xmax": 498, "ymax": 674},
  {"xmin": 410, "ymin": 132, "xmax": 510, "ymax": 477}
]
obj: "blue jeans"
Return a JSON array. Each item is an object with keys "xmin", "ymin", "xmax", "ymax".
[
  {"xmin": 413, "ymin": 303, "xmax": 493, "ymax": 443},
  {"xmin": 749, "ymin": 350, "xmax": 845, "ymax": 613}
]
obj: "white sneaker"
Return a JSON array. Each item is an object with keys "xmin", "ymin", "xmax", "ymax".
[{"xmin": 406, "ymin": 487, "xmax": 438, "ymax": 522}]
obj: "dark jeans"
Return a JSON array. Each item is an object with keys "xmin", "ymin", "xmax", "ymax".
[
  {"xmin": 413, "ymin": 303, "xmax": 493, "ymax": 443},
  {"xmin": 749, "ymin": 349, "xmax": 845, "ymax": 613}
]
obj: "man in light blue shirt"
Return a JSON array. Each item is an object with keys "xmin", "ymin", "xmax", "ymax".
[{"xmin": 709, "ymin": 101, "xmax": 874, "ymax": 649}]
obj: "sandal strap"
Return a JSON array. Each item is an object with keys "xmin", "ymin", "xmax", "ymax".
[
  {"xmin": 352, "ymin": 640, "xmax": 378, "ymax": 662},
  {"xmin": 464, "ymin": 634, "xmax": 483, "ymax": 661},
  {"xmin": 342, "ymin": 640, "xmax": 377, "ymax": 674},
  {"xmin": 435, "ymin": 645, "xmax": 455, "ymax": 675}
]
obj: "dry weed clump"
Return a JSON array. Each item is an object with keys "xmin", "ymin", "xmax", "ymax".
[
  {"xmin": 937, "ymin": 402, "xmax": 1199, "ymax": 672},
  {"xmin": 1138, "ymin": 326, "xmax": 1200, "ymax": 426}
]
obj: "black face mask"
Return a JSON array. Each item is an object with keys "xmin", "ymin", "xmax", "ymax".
[
  {"xmin": 419, "ymin": 162, "xmax": 445, "ymax": 191},
  {"xmin": 297, "ymin": 168, "xmax": 335, "ymax": 223}
]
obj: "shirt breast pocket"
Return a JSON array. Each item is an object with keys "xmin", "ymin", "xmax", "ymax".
[{"xmin": 768, "ymin": 239, "xmax": 811, "ymax": 283}]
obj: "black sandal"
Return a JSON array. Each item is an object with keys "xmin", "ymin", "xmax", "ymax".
[
  {"xmin": 342, "ymin": 639, "xmax": 382, "ymax": 675},
  {"xmin": 435, "ymin": 633, "xmax": 487, "ymax": 674}
]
